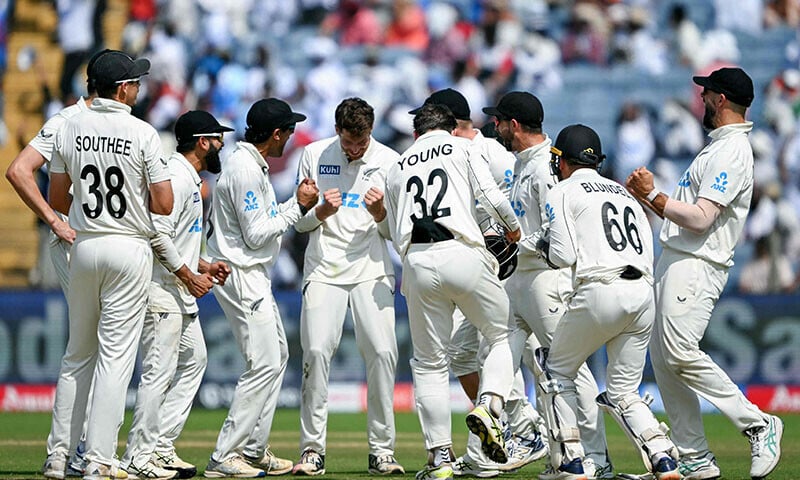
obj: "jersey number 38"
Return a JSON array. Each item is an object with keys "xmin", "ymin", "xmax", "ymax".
[{"xmin": 80, "ymin": 164, "xmax": 128, "ymax": 219}]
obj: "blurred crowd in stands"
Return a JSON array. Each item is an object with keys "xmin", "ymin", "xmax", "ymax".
[{"xmin": 11, "ymin": 0, "xmax": 800, "ymax": 294}]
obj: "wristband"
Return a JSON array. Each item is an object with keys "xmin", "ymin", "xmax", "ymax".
[{"xmin": 646, "ymin": 189, "xmax": 660, "ymax": 202}]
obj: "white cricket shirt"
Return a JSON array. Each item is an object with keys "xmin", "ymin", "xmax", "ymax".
[
  {"xmin": 149, "ymin": 153, "xmax": 204, "ymax": 314},
  {"xmin": 294, "ymin": 135, "xmax": 397, "ymax": 284},
  {"xmin": 660, "ymin": 122, "xmax": 754, "ymax": 268},
  {"xmin": 548, "ymin": 168, "xmax": 654, "ymax": 284},
  {"xmin": 384, "ymin": 130, "xmax": 520, "ymax": 258},
  {"xmin": 50, "ymin": 97, "xmax": 170, "ymax": 238},
  {"xmin": 509, "ymin": 137, "xmax": 558, "ymax": 271},
  {"xmin": 206, "ymin": 141, "xmax": 303, "ymax": 270},
  {"xmin": 472, "ymin": 129, "xmax": 516, "ymax": 228}
]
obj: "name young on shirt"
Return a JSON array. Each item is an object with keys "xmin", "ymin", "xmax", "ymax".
[
  {"xmin": 580, "ymin": 181, "xmax": 633, "ymax": 199},
  {"xmin": 397, "ymin": 143, "xmax": 453, "ymax": 171},
  {"xmin": 75, "ymin": 136, "xmax": 132, "ymax": 156}
]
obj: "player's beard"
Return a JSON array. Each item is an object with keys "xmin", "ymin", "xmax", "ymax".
[
  {"xmin": 206, "ymin": 144, "xmax": 222, "ymax": 174},
  {"xmin": 702, "ymin": 102, "xmax": 717, "ymax": 130},
  {"xmin": 498, "ymin": 129, "xmax": 514, "ymax": 152}
]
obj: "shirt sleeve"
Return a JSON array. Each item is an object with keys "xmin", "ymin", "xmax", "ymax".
[
  {"xmin": 292, "ymin": 146, "xmax": 324, "ymax": 233},
  {"xmin": 230, "ymin": 172, "xmax": 303, "ymax": 250},
  {"xmin": 518, "ymin": 164, "xmax": 552, "ymax": 256},
  {"xmin": 547, "ymin": 186, "xmax": 577, "ymax": 268},
  {"xmin": 697, "ymin": 146, "xmax": 749, "ymax": 207},
  {"xmin": 49, "ymin": 128, "xmax": 67, "ymax": 174},
  {"xmin": 466, "ymin": 144, "xmax": 520, "ymax": 233},
  {"xmin": 150, "ymin": 173, "xmax": 187, "ymax": 272},
  {"xmin": 28, "ymin": 114, "xmax": 65, "ymax": 162},
  {"xmin": 143, "ymin": 128, "xmax": 170, "ymax": 185}
]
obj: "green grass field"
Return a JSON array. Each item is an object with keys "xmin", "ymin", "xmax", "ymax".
[{"xmin": 0, "ymin": 410, "xmax": 796, "ymax": 479}]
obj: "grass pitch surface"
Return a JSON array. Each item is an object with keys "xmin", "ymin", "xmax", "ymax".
[{"xmin": 0, "ymin": 410, "xmax": 796, "ymax": 479}]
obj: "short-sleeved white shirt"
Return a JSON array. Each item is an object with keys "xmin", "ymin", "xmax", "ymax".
[
  {"xmin": 149, "ymin": 153, "xmax": 204, "ymax": 314},
  {"xmin": 548, "ymin": 168, "xmax": 654, "ymax": 284},
  {"xmin": 50, "ymin": 97, "xmax": 170, "ymax": 238},
  {"xmin": 660, "ymin": 122, "xmax": 754, "ymax": 267},
  {"xmin": 294, "ymin": 135, "xmax": 397, "ymax": 284},
  {"xmin": 384, "ymin": 130, "xmax": 520, "ymax": 258}
]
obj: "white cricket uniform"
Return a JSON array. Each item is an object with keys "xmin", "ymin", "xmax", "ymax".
[
  {"xmin": 28, "ymin": 98, "xmax": 90, "ymax": 293},
  {"xmin": 543, "ymin": 167, "xmax": 663, "ymax": 467},
  {"xmin": 49, "ymin": 97, "xmax": 170, "ymax": 468},
  {"xmin": 123, "ymin": 152, "xmax": 208, "ymax": 469},
  {"xmin": 384, "ymin": 130, "xmax": 520, "ymax": 450},
  {"xmin": 503, "ymin": 139, "xmax": 609, "ymax": 466},
  {"xmin": 32, "ymin": 99, "xmax": 93, "ymax": 460},
  {"xmin": 294, "ymin": 135, "xmax": 399, "ymax": 457},
  {"xmin": 650, "ymin": 122, "xmax": 767, "ymax": 457},
  {"xmin": 206, "ymin": 141, "xmax": 304, "ymax": 462}
]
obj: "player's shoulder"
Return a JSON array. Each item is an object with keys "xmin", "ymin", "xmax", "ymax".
[
  {"xmin": 304, "ymin": 135, "xmax": 339, "ymax": 158},
  {"xmin": 368, "ymin": 138, "xmax": 400, "ymax": 159}
]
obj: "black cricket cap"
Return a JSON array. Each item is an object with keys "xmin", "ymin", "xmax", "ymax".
[
  {"xmin": 90, "ymin": 50, "xmax": 150, "ymax": 89},
  {"xmin": 246, "ymin": 98, "xmax": 307, "ymax": 136},
  {"xmin": 86, "ymin": 49, "xmax": 113, "ymax": 92},
  {"xmin": 693, "ymin": 67, "xmax": 754, "ymax": 107},
  {"xmin": 174, "ymin": 111, "xmax": 234, "ymax": 145},
  {"xmin": 482, "ymin": 91, "xmax": 543, "ymax": 128},
  {"xmin": 409, "ymin": 88, "xmax": 471, "ymax": 121},
  {"xmin": 552, "ymin": 124, "xmax": 605, "ymax": 166}
]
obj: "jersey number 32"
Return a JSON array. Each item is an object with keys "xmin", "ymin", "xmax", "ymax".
[{"xmin": 406, "ymin": 168, "xmax": 452, "ymax": 221}]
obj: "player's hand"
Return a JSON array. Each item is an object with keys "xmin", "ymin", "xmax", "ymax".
[
  {"xmin": 315, "ymin": 188, "xmax": 341, "ymax": 220},
  {"xmin": 626, "ymin": 167, "xmax": 655, "ymax": 199},
  {"xmin": 364, "ymin": 187, "xmax": 386, "ymax": 222},
  {"xmin": 51, "ymin": 218, "xmax": 76, "ymax": 245},
  {"xmin": 506, "ymin": 227, "xmax": 521, "ymax": 243},
  {"xmin": 178, "ymin": 270, "xmax": 215, "ymax": 298},
  {"xmin": 297, "ymin": 178, "xmax": 320, "ymax": 210},
  {"xmin": 208, "ymin": 261, "xmax": 231, "ymax": 286}
]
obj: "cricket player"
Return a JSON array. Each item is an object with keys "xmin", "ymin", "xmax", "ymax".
[
  {"xmin": 204, "ymin": 98, "xmax": 319, "ymax": 478},
  {"xmin": 627, "ymin": 67, "xmax": 783, "ymax": 480},
  {"xmin": 48, "ymin": 50, "xmax": 173, "ymax": 480},
  {"xmin": 409, "ymin": 89, "xmax": 546, "ymax": 477},
  {"xmin": 6, "ymin": 48, "xmax": 111, "ymax": 480},
  {"xmin": 122, "ymin": 111, "xmax": 235, "ymax": 480},
  {"xmin": 382, "ymin": 104, "xmax": 521, "ymax": 480},
  {"xmin": 536, "ymin": 124, "xmax": 680, "ymax": 480},
  {"xmin": 292, "ymin": 98, "xmax": 404, "ymax": 476},
  {"xmin": 484, "ymin": 92, "xmax": 612, "ymax": 479}
]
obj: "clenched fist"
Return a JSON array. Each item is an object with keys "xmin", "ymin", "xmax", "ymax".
[
  {"xmin": 297, "ymin": 178, "xmax": 320, "ymax": 210},
  {"xmin": 364, "ymin": 187, "xmax": 386, "ymax": 222},
  {"xmin": 316, "ymin": 188, "xmax": 342, "ymax": 221}
]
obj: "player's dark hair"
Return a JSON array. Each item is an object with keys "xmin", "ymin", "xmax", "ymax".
[
  {"xmin": 335, "ymin": 97, "xmax": 374, "ymax": 136},
  {"xmin": 413, "ymin": 104, "xmax": 457, "ymax": 136},
  {"xmin": 96, "ymin": 83, "xmax": 119, "ymax": 99},
  {"xmin": 244, "ymin": 126, "xmax": 274, "ymax": 144},
  {"xmin": 519, "ymin": 123, "xmax": 543, "ymax": 135},
  {"xmin": 176, "ymin": 140, "xmax": 196, "ymax": 153}
]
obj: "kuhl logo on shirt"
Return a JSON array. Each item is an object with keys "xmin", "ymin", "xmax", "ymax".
[
  {"xmin": 244, "ymin": 191, "xmax": 260, "ymax": 212},
  {"xmin": 319, "ymin": 165, "xmax": 341, "ymax": 175},
  {"xmin": 188, "ymin": 218, "xmax": 202, "ymax": 233},
  {"xmin": 711, "ymin": 171, "xmax": 729, "ymax": 193}
]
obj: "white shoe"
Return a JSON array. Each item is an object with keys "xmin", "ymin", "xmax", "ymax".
[
  {"xmin": 204, "ymin": 455, "xmax": 264, "ymax": 478},
  {"xmin": 747, "ymin": 415, "xmax": 783, "ymax": 479},
  {"xmin": 499, "ymin": 433, "xmax": 548, "ymax": 472},
  {"xmin": 678, "ymin": 452, "xmax": 720, "ymax": 480},
  {"xmin": 451, "ymin": 455, "xmax": 499, "ymax": 478},
  {"xmin": 291, "ymin": 450, "xmax": 325, "ymax": 476},
  {"xmin": 44, "ymin": 452, "xmax": 68, "ymax": 480},
  {"xmin": 465, "ymin": 405, "xmax": 507, "ymax": 464},
  {"xmin": 244, "ymin": 448, "xmax": 293, "ymax": 476},
  {"xmin": 83, "ymin": 461, "xmax": 129, "ymax": 480},
  {"xmin": 126, "ymin": 459, "xmax": 177, "ymax": 480},
  {"xmin": 368, "ymin": 454, "xmax": 405, "ymax": 475},
  {"xmin": 152, "ymin": 451, "xmax": 196, "ymax": 479},
  {"xmin": 415, "ymin": 463, "xmax": 454, "ymax": 480},
  {"xmin": 582, "ymin": 458, "xmax": 614, "ymax": 479}
]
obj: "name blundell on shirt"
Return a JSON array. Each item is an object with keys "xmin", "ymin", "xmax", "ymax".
[
  {"xmin": 397, "ymin": 143, "xmax": 453, "ymax": 171},
  {"xmin": 580, "ymin": 180, "xmax": 634, "ymax": 199},
  {"xmin": 75, "ymin": 135, "xmax": 133, "ymax": 156}
]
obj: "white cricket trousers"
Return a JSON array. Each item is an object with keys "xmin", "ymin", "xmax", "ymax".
[
  {"xmin": 49, "ymin": 233, "xmax": 151, "ymax": 467},
  {"xmin": 123, "ymin": 312, "xmax": 207, "ymax": 467},
  {"xmin": 650, "ymin": 248, "xmax": 767, "ymax": 457},
  {"xmin": 505, "ymin": 268, "xmax": 607, "ymax": 464},
  {"xmin": 402, "ymin": 240, "xmax": 513, "ymax": 450},
  {"xmin": 211, "ymin": 263, "xmax": 288, "ymax": 462},
  {"xmin": 299, "ymin": 277, "xmax": 398, "ymax": 456}
]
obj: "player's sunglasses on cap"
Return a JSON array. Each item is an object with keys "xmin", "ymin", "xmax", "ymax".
[{"xmin": 175, "ymin": 110, "xmax": 235, "ymax": 146}]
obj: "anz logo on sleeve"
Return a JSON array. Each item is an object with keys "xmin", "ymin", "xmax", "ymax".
[
  {"xmin": 244, "ymin": 191, "xmax": 260, "ymax": 212},
  {"xmin": 711, "ymin": 171, "xmax": 728, "ymax": 193}
]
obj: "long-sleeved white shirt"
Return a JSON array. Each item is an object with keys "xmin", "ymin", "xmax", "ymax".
[
  {"xmin": 294, "ymin": 135, "xmax": 397, "ymax": 284},
  {"xmin": 548, "ymin": 168, "xmax": 654, "ymax": 285},
  {"xmin": 149, "ymin": 153, "xmax": 204, "ymax": 314},
  {"xmin": 50, "ymin": 97, "xmax": 169, "ymax": 238},
  {"xmin": 206, "ymin": 142, "xmax": 303, "ymax": 270},
  {"xmin": 660, "ymin": 122, "xmax": 754, "ymax": 268},
  {"xmin": 509, "ymin": 137, "xmax": 558, "ymax": 271},
  {"xmin": 385, "ymin": 130, "xmax": 520, "ymax": 258},
  {"xmin": 471, "ymin": 129, "xmax": 516, "ymax": 228}
]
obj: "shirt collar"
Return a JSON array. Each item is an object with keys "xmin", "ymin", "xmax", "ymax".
[
  {"xmin": 708, "ymin": 121, "xmax": 753, "ymax": 141},
  {"xmin": 89, "ymin": 97, "xmax": 132, "ymax": 114},
  {"xmin": 170, "ymin": 152, "xmax": 202, "ymax": 185},
  {"xmin": 416, "ymin": 130, "xmax": 452, "ymax": 142},
  {"xmin": 517, "ymin": 134, "xmax": 551, "ymax": 163},
  {"xmin": 237, "ymin": 141, "xmax": 270, "ymax": 171}
]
